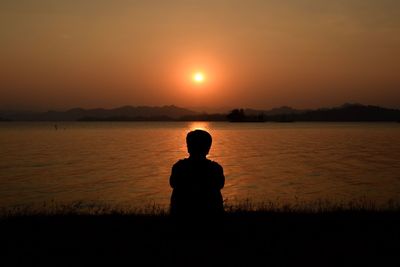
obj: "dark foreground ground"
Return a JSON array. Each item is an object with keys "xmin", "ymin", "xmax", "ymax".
[{"xmin": 1, "ymin": 210, "xmax": 400, "ymax": 266}]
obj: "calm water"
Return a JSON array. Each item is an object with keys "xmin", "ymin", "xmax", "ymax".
[{"xmin": 1, "ymin": 122, "xmax": 400, "ymax": 208}]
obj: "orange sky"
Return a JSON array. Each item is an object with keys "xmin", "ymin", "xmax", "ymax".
[{"xmin": 1, "ymin": 0, "xmax": 399, "ymax": 110}]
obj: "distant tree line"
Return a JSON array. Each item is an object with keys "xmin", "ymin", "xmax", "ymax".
[
  {"xmin": 226, "ymin": 105, "xmax": 400, "ymax": 122},
  {"xmin": 226, "ymin": 109, "xmax": 266, "ymax": 122},
  {"xmin": 77, "ymin": 116, "xmax": 175, "ymax": 121},
  {"xmin": 0, "ymin": 117, "xmax": 11, "ymax": 121},
  {"xmin": 1, "ymin": 104, "xmax": 400, "ymax": 122},
  {"xmin": 179, "ymin": 113, "xmax": 227, "ymax": 121}
]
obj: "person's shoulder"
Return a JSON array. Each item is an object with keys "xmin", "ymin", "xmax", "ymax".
[
  {"xmin": 206, "ymin": 159, "xmax": 223, "ymax": 171},
  {"xmin": 208, "ymin": 160, "xmax": 222, "ymax": 167},
  {"xmin": 172, "ymin": 158, "xmax": 189, "ymax": 169}
]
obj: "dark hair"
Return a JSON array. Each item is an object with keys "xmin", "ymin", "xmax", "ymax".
[{"xmin": 186, "ymin": 130, "xmax": 212, "ymax": 156}]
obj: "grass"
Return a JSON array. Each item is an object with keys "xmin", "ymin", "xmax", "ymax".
[
  {"xmin": 1, "ymin": 199, "xmax": 400, "ymax": 266},
  {"xmin": 1, "ymin": 197, "xmax": 400, "ymax": 218}
]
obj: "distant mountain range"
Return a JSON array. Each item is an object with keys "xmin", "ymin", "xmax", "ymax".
[
  {"xmin": 0, "ymin": 103, "xmax": 399, "ymax": 122},
  {"xmin": 0, "ymin": 105, "xmax": 196, "ymax": 121},
  {"xmin": 227, "ymin": 103, "xmax": 400, "ymax": 122},
  {"xmin": 286, "ymin": 103, "xmax": 400, "ymax": 122},
  {"xmin": 244, "ymin": 106, "xmax": 303, "ymax": 116}
]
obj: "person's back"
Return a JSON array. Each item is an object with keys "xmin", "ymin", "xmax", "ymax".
[{"xmin": 169, "ymin": 130, "xmax": 225, "ymax": 216}]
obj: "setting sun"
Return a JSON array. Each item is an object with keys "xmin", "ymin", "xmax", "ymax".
[{"xmin": 193, "ymin": 72, "xmax": 205, "ymax": 83}]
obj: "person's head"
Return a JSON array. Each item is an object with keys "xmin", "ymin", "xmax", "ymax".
[{"xmin": 186, "ymin": 129, "xmax": 212, "ymax": 158}]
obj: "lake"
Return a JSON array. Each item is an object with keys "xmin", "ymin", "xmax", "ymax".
[{"xmin": 0, "ymin": 122, "xmax": 400, "ymax": 209}]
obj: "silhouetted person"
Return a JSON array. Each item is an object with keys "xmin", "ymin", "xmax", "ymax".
[{"xmin": 170, "ymin": 130, "xmax": 225, "ymax": 217}]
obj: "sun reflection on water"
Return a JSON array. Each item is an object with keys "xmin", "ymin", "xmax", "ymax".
[{"xmin": 187, "ymin": 122, "xmax": 211, "ymax": 132}]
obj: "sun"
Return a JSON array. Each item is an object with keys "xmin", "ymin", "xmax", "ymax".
[{"xmin": 193, "ymin": 72, "xmax": 205, "ymax": 83}]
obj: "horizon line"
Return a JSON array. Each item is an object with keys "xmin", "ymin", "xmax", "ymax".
[{"xmin": 1, "ymin": 102, "xmax": 400, "ymax": 113}]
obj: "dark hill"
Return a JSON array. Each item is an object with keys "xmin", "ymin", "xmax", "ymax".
[
  {"xmin": 1, "ymin": 103, "xmax": 399, "ymax": 121},
  {"xmin": 228, "ymin": 104, "xmax": 400, "ymax": 122},
  {"xmin": 0, "ymin": 105, "xmax": 197, "ymax": 121},
  {"xmin": 245, "ymin": 106, "xmax": 302, "ymax": 116},
  {"xmin": 292, "ymin": 103, "xmax": 400, "ymax": 122}
]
